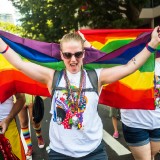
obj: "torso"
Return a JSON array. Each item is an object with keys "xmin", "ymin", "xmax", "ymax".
[{"xmin": 49, "ymin": 69, "xmax": 103, "ymax": 157}]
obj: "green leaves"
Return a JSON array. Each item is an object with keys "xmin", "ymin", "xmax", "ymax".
[
  {"xmin": 9, "ymin": 0, "xmax": 159, "ymax": 42},
  {"xmin": 0, "ymin": 21, "xmax": 24, "ymax": 36}
]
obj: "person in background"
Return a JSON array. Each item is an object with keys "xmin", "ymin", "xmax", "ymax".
[
  {"xmin": 0, "ymin": 26, "xmax": 159, "ymax": 160},
  {"xmin": 18, "ymin": 94, "xmax": 45, "ymax": 158},
  {"xmin": 121, "ymin": 57, "xmax": 160, "ymax": 160},
  {"xmin": 0, "ymin": 93, "xmax": 26, "ymax": 160},
  {"xmin": 109, "ymin": 107, "xmax": 120, "ymax": 139}
]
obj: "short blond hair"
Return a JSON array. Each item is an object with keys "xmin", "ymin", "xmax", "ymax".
[{"xmin": 60, "ymin": 32, "xmax": 84, "ymax": 50}]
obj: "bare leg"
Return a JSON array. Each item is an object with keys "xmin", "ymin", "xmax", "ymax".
[
  {"xmin": 112, "ymin": 116, "xmax": 118, "ymax": 133},
  {"xmin": 150, "ymin": 141, "xmax": 160, "ymax": 159},
  {"xmin": 129, "ymin": 143, "xmax": 151, "ymax": 160},
  {"xmin": 18, "ymin": 106, "xmax": 29, "ymax": 128},
  {"xmin": 112, "ymin": 116, "xmax": 119, "ymax": 138},
  {"xmin": 27, "ymin": 103, "xmax": 40, "ymax": 128},
  {"xmin": 28, "ymin": 103, "xmax": 45, "ymax": 148},
  {"xmin": 18, "ymin": 106, "xmax": 33, "ymax": 156}
]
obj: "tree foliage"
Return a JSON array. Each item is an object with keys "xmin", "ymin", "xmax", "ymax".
[
  {"xmin": 0, "ymin": 21, "xmax": 24, "ymax": 36},
  {"xmin": 10, "ymin": 0, "xmax": 153, "ymax": 42}
]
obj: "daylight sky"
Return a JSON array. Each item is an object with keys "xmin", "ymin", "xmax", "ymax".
[
  {"xmin": 0, "ymin": 0, "xmax": 21, "ymax": 24},
  {"xmin": 0, "ymin": 0, "xmax": 15, "ymax": 14}
]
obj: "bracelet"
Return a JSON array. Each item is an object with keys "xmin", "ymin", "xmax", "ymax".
[
  {"xmin": 0, "ymin": 45, "xmax": 9, "ymax": 54},
  {"xmin": 146, "ymin": 43, "xmax": 156, "ymax": 53}
]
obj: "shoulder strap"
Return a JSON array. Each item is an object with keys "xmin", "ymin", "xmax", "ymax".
[
  {"xmin": 86, "ymin": 70, "xmax": 98, "ymax": 94},
  {"xmin": 52, "ymin": 70, "xmax": 63, "ymax": 97},
  {"xmin": 52, "ymin": 69, "xmax": 98, "ymax": 97}
]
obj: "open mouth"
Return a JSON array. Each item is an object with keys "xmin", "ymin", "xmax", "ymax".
[{"xmin": 70, "ymin": 63, "xmax": 77, "ymax": 67}]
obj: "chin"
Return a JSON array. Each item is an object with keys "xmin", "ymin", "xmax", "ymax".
[
  {"xmin": 68, "ymin": 66, "xmax": 79, "ymax": 73},
  {"xmin": 70, "ymin": 70, "xmax": 78, "ymax": 74},
  {"xmin": 69, "ymin": 68, "xmax": 80, "ymax": 74}
]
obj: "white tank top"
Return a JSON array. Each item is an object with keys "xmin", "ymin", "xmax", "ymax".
[{"xmin": 0, "ymin": 96, "xmax": 13, "ymax": 121}]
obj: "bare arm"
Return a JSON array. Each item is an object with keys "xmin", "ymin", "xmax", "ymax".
[
  {"xmin": 99, "ymin": 26, "xmax": 160, "ymax": 86},
  {"xmin": 0, "ymin": 93, "xmax": 25, "ymax": 133},
  {"xmin": 78, "ymin": 31, "xmax": 95, "ymax": 48},
  {"xmin": 0, "ymin": 38, "xmax": 54, "ymax": 92}
]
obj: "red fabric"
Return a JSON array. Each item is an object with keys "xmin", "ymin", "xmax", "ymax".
[
  {"xmin": 0, "ymin": 70, "xmax": 51, "ymax": 103},
  {"xmin": 0, "ymin": 134, "xmax": 19, "ymax": 160},
  {"xmin": 99, "ymin": 88, "xmax": 155, "ymax": 110}
]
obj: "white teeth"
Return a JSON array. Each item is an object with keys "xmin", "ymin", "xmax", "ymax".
[{"xmin": 70, "ymin": 64, "xmax": 76, "ymax": 66}]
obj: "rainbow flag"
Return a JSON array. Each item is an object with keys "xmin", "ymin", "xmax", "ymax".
[
  {"xmin": 80, "ymin": 29, "xmax": 160, "ymax": 110},
  {"xmin": 0, "ymin": 29, "xmax": 160, "ymax": 109}
]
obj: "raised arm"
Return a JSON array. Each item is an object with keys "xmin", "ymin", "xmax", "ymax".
[
  {"xmin": 99, "ymin": 26, "xmax": 160, "ymax": 86},
  {"xmin": 78, "ymin": 31, "xmax": 95, "ymax": 48},
  {"xmin": 0, "ymin": 38, "xmax": 54, "ymax": 92},
  {"xmin": 0, "ymin": 93, "xmax": 25, "ymax": 133}
]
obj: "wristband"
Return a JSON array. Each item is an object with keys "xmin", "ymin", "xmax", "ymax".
[
  {"xmin": 146, "ymin": 43, "xmax": 156, "ymax": 53},
  {"xmin": 0, "ymin": 45, "xmax": 9, "ymax": 54}
]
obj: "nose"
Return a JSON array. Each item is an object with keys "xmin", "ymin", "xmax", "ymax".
[{"xmin": 70, "ymin": 55, "xmax": 76, "ymax": 61}]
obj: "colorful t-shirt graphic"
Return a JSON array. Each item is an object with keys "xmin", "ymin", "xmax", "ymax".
[
  {"xmin": 54, "ymin": 87, "xmax": 87, "ymax": 129},
  {"xmin": 155, "ymin": 75, "xmax": 160, "ymax": 109}
]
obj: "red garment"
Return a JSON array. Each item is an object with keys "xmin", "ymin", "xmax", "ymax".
[{"xmin": 0, "ymin": 134, "xmax": 19, "ymax": 160}]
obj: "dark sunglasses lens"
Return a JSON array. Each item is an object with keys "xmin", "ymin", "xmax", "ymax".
[
  {"xmin": 75, "ymin": 51, "xmax": 83, "ymax": 58},
  {"xmin": 62, "ymin": 51, "xmax": 83, "ymax": 59},
  {"xmin": 63, "ymin": 52, "xmax": 72, "ymax": 59}
]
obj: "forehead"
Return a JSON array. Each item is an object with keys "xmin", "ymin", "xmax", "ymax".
[{"xmin": 61, "ymin": 40, "xmax": 83, "ymax": 52}]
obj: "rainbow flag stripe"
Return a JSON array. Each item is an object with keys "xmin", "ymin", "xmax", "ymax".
[{"xmin": 0, "ymin": 55, "xmax": 50, "ymax": 103}]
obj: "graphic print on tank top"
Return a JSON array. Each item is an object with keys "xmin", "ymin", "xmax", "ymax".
[
  {"xmin": 54, "ymin": 87, "xmax": 87, "ymax": 129},
  {"xmin": 155, "ymin": 75, "xmax": 160, "ymax": 109}
]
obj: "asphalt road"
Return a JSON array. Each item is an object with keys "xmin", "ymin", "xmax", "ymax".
[{"xmin": 19, "ymin": 99, "xmax": 160, "ymax": 160}]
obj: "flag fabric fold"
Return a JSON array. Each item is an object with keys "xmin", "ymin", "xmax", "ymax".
[{"xmin": 0, "ymin": 29, "xmax": 160, "ymax": 109}]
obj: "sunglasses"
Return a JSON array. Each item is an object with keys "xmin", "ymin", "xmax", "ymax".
[{"xmin": 62, "ymin": 51, "xmax": 84, "ymax": 59}]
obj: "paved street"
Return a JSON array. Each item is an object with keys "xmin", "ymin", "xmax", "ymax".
[{"xmin": 19, "ymin": 98, "xmax": 160, "ymax": 160}]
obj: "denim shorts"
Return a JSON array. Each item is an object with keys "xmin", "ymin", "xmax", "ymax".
[
  {"xmin": 48, "ymin": 141, "xmax": 108, "ymax": 160},
  {"xmin": 122, "ymin": 123, "xmax": 160, "ymax": 146}
]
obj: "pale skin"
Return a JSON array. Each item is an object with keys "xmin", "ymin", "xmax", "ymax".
[
  {"xmin": 18, "ymin": 95, "xmax": 40, "ymax": 130},
  {"xmin": 0, "ymin": 27, "xmax": 160, "ymax": 160},
  {"xmin": 0, "ymin": 93, "xmax": 25, "ymax": 134},
  {"xmin": 112, "ymin": 116, "xmax": 118, "ymax": 133},
  {"xmin": 129, "ymin": 142, "xmax": 160, "ymax": 160}
]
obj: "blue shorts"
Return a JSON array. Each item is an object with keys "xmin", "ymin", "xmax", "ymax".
[{"xmin": 122, "ymin": 123, "xmax": 160, "ymax": 146}]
